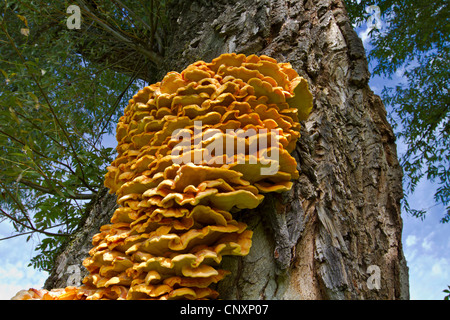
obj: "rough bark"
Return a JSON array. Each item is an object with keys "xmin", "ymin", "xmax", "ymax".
[{"xmin": 45, "ymin": 0, "xmax": 409, "ymax": 299}]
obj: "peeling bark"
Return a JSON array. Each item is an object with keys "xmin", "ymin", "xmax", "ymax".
[{"xmin": 45, "ymin": 0, "xmax": 409, "ymax": 300}]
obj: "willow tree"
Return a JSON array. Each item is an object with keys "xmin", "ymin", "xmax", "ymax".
[{"xmin": 2, "ymin": 0, "xmax": 409, "ymax": 299}]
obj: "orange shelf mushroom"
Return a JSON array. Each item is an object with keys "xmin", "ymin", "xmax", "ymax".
[{"xmin": 13, "ymin": 53, "xmax": 313, "ymax": 300}]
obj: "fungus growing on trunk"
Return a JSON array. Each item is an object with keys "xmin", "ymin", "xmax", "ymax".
[{"xmin": 13, "ymin": 53, "xmax": 312, "ymax": 300}]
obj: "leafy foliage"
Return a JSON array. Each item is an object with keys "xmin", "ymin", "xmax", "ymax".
[
  {"xmin": 0, "ymin": 1, "xmax": 144, "ymax": 271},
  {"xmin": 345, "ymin": 0, "xmax": 450, "ymax": 224},
  {"xmin": 444, "ymin": 285, "xmax": 450, "ymax": 300}
]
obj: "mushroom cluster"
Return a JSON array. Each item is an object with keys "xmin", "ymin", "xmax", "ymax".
[{"xmin": 13, "ymin": 53, "xmax": 312, "ymax": 300}]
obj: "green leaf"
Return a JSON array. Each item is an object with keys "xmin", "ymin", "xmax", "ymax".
[
  {"xmin": 22, "ymin": 145, "xmax": 33, "ymax": 158},
  {"xmin": 9, "ymin": 107, "xmax": 20, "ymax": 124},
  {"xmin": 16, "ymin": 14, "xmax": 29, "ymax": 28},
  {"xmin": 27, "ymin": 91, "xmax": 39, "ymax": 104},
  {"xmin": 0, "ymin": 69, "xmax": 8, "ymax": 79},
  {"xmin": 65, "ymin": 188, "xmax": 77, "ymax": 198}
]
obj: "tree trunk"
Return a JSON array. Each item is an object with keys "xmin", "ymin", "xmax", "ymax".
[{"xmin": 45, "ymin": 0, "xmax": 409, "ymax": 299}]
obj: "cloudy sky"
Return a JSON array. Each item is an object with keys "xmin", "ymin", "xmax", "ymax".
[
  {"xmin": 0, "ymin": 222, "xmax": 49, "ymax": 299},
  {"xmin": 0, "ymin": 9, "xmax": 448, "ymax": 300}
]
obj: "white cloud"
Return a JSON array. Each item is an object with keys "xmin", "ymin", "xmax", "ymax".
[
  {"xmin": 422, "ymin": 233, "xmax": 434, "ymax": 251},
  {"xmin": 422, "ymin": 238, "xmax": 432, "ymax": 251},
  {"xmin": 370, "ymin": 85, "xmax": 381, "ymax": 95},
  {"xmin": 402, "ymin": 216, "xmax": 449, "ymax": 299},
  {"xmin": 401, "ymin": 198, "xmax": 450, "ymax": 299},
  {"xmin": 431, "ymin": 258, "xmax": 449, "ymax": 278},
  {"xmin": 0, "ymin": 263, "xmax": 24, "ymax": 282},
  {"xmin": 406, "ymin": 235, "xmax": 418, "ymax": 247},
  {"xmin": 358, "ymin": 5, "xmax": 383, "ymax": 48},
  {"xmin": 0, "ymin": 221, "xmax": 49, "ymax": 300},
  {"xmin": 407, "ymin": 253, "xmax": 450, "ymax": 299},
  {"xmin": 358, "ymin": 27, "xmax": 372, "ymax": 47},
  {"xmin": 0, "ymin": 284, "xmax": 30, "ymax": 300},
  {"xmin": 395, "ymin": 65, "xmax": 405, "ymax": 78},
  {"xmin": 0, "ymin": 261, "xmax": 47, "ymax": 300}
]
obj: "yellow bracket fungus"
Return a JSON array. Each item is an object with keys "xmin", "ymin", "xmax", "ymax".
[{"xmin": 12, "ymin": 53, "xmax": 313, "ymax": 300}]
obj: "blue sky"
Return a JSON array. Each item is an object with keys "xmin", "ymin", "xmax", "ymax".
[{"xmin": 0, "ymin": 13, "xmax": 448, "ymax": 300}]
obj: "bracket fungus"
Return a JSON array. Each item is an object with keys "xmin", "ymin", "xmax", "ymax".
[{"xmin": 13, "ymin": 53, "xmax": 313, "ymax": 300}]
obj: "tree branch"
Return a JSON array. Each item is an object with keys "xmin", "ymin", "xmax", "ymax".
[
  {"xmin": 18, "ymin": 178, "xmax": 95, "ymax": 200},
  {"xmin": 0, "ymin": 207, "xmax": 69, "ymax": 238},
  {"xmin": 0, "ymin": 128, "xmax": 95, "ymax": 193},
  {"xmin": 0, "ymin": 180, "xmax": 34, "ymax": 230},
  {"xmin": 76, "ymin": 0, "xmax": 163, "ymax": 65}
]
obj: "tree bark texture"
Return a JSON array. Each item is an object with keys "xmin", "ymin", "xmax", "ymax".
[{"xmin": 45, "ymin": 0, "xmax": 409, "ymax": 299}]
